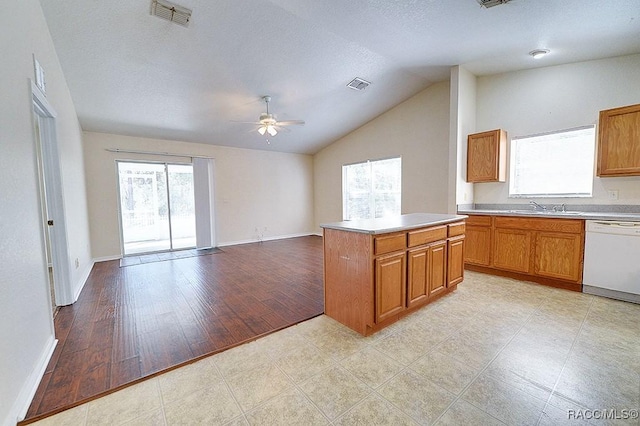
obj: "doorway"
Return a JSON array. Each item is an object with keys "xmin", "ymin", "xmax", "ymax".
[{"xmin": 117, "ymin": 161, "xmax": 196, "ymax": 255}]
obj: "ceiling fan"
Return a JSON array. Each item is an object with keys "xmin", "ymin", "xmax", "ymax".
[{"xmin": 235, "ymin": 95, "xmax": 305, "ymax": 137}]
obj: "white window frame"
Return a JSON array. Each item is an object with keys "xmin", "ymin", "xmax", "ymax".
[
  {"xmin": 509, "ymin": 126, "xmax": 596, "ymax": 198},
  {"xmin": 342, "ymin": 157, "xmax": 402, "ymax": 220}
]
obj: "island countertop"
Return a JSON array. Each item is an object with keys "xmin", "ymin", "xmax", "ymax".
[{"xmin": 320, "ymin": 213, "xmax": 468, "ymax": 235}]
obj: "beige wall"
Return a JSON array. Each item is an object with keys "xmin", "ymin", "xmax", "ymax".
[
  {"xmin": 83, "ymin": 132, "xmax": 315, "ymax": 259},
  {"xmin": 313, "ymin": 81, "xmax": 451, "ymax": 231},
  {"xmin": 0, "ymin": 1, "xmax": 91, "ymax": 423},
  {"xmin": 474, "ymin": 54, "xmax": 640, "ymax": 206}
]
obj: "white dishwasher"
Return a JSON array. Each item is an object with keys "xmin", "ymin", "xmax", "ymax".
[{"xmin": 583, "ymin": 220, "xmax": 640, "ymax": 304}]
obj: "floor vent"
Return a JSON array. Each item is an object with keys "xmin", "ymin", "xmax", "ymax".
[
  {"xmin": 476, "ymin": 0, "xmax": 511, "ymax": 8},
  {"xmin": 151, "ymin": 0, "xmax": 192, "ymax": 27},
  {"xmin": 347, "ymin": 77, "xmax": 371, "ymax": 91}
]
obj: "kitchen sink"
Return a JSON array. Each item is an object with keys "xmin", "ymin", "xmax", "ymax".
[{"xmin": 506, "ymin": 209, "xmax": 584, "ymax": 215}]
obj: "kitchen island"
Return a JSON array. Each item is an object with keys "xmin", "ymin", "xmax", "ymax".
[{"xmin": 320, "ymin": 213, "xmax": 467, "ymax": 336}]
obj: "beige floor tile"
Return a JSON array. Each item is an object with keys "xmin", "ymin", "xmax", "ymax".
[
  {"xmin": 537, "ymin": 404, "xmax": 592, "ymax": 426},
  {"xmin": 163, "ymin": 380, "xmax": 242, "ymax": 425},
  {"xmin": 377, "ymin": 369, "xmax": 456, "ymax": 424},
  {"xmin": 86, "ymin": 379, "xmax": 162, "ymax": 425},
  {"xmin": 373, "ymin": 329, "xmax": 435, "ymax": 366},
  {"xmin": 254, "ymin": 326, "xmax": 309, "ymax": 360},
  {"xmin": 409, "ymin": 349, "xmax": 480, "ymax": 395},
  {"xmin": 276, "ymin": 341, "xmax": 335, "ymax": 383},
  {"xmin": 340, "ymin": 346, "xmax": 404, "ymax": 389},
  {"xmin": 244, "ymin": 388, "xmax": 328, "ymax": 425},
  {"xmin": 435, "ymin": 399, "xmax": 506, "ymax": 426},
  {"xmin": 213, "ymin": 340, "xmax": 273, "ymax": 378},
  {"xmin": 29, "ymin": 404, "xmax": 88, "ymax": 426},
  {"xmin": 435, "ymin": 330, "xmax": 507, "ymax": 369},
  {"xmin": 334, "ymin": 393, "xmax": 418, "ymax": 425},
  {"xmin": 223, "ymin": 415, "xmax": 250, "ymax": 426},
  {"xmin": 299, "ymin": 365, "xmax": 371, "ymax": 420},
  {"xmin": 461, "ymin": 374, "xmax": 546, "ymax": 425},
  {"xmin": 158, "ymin": 357, "xmax": 222, "ymax": 403},
  {"xmin": 294, "ymin": 315, "xmax": 342, "ymax": 338},
  {"xmin": 304, "ymin": 326, "xmax": 370, "ymax": 361},
  {"xmin": 226, "ymin": 364, "xmax": 294, "ymax": 412},
  {"xmin": 121, "ymin": 408, "xmax": 166, "ymax": 426}
]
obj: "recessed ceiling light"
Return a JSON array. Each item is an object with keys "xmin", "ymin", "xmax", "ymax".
[{"xmin": 529, "ymin": 49, "xmax": 550, "ymax": 59}]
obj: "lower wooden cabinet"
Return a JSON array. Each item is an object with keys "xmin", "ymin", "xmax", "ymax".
[
  {"xmin": 534, "ymin": 232, "xmax": 583, "ymax": 282},
  {"xmin": 407, "ymin": 247, "xmax": 429, "ymax": 308},
  {"xmin": 375, "ymin": 252, "xmax": 406, "ymax": 323},
  {"xmin": 447, "ymin": 236, "xmax": 465, "ymax": 287},
  {"xmin": 493, "ymin": 228, "xmax": 532, "ymax": 273},
  {"xmin": 463, "ymin": 215, "xmax": 585, "ymax": 291}
]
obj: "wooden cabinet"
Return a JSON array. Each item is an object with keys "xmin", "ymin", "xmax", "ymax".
[
  {"xmin": 597, "ymin": 103, "xmax": 640, "ymax": 176},
  {"xmin": 323, "ymin": 220, "xmax": 465, "ymax": 335},
  {"xmin": 463, "ymin": 215, "xmax": 585, "ymax": 291},
  {"xmin": 467, "ymin": 129, "xmax": 507, "ymax": 182},
  {"xmin": 493, "ymin": 228, "xmax": 532, "ymax": 273},
  {"xmin": 447, "ymin": 236, "xmax": 465, "ymax": 287},
  {"xmin": 534, "ymin": 232, "xmax": 583, "ymax": 282},
  {"xmin": 464, "ymin": 215, "xmax": 492, "ymax": 266},
  {"xmin": 375, "ymin": 252, "xmax": 406, "ymax": 322}
]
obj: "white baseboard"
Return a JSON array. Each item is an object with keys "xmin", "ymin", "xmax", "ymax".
[
  {"xmin": 7, "ymin": 335, "xmax": 57, "ymax": 426},
  {"xmin": 72, "ymin": 261, "xmax": 95, "ymax": 303},
  {"xmin": 92, "ymin": 255, "xmax": 122, "ymax": 263},
  {"xmin": 217, "ymin": 232, "xmax": 317, "ymax": 247}
]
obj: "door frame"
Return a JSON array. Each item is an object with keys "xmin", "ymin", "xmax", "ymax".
[{"xmin": 31, "ymin": 81, "xmax": 74, "ymax": 306}]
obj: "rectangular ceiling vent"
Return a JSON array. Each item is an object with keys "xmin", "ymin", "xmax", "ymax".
[
  {"xmin": 476, "ymin": 0, "xmax": 511, "ymax": 8},
  {"xmin": 151, "ymin": 0, "xmax": 192, "ymax": 27},
  {"xmin": 347, "ymin": 77, "xmax": 371, "ymax": 91}
]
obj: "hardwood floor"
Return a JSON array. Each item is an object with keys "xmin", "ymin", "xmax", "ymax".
[{"xmin": 24, "ymin": 236, "xmax": 324, "ymax": 422}]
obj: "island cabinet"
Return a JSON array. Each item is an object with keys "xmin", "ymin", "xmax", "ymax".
[
  {"xmin": 464, "ymin": 215, "xmax": 585, "ymax": 291},
  {"xmin": 321, "ymin": 214, "xmax": 466, "ymax": 336}
]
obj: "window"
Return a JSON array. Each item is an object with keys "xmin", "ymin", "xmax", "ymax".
[
  {"xmin": 342, "ymin": 157, "xmax": 401, "ymax": 220},
  {"xmin": 509, "ymin": 126, "xmax": 595, "ymax": 198}
]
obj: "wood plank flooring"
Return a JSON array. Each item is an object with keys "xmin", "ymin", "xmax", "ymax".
[{"xmin": 24, "ymin": 236, "xmax": 324, "ymax": 422}]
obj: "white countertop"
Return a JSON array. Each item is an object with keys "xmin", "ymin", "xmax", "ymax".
[{"xmin": 320, "ymin": 213, "xmax": 467, "ymax": 234}]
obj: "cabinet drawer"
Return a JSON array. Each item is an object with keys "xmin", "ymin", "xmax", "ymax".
[
  {"xmin": 465, "ymin": 215, "xmax": 492, "ymax": 226},
  {"xmin": 495, "ymin": 217, "xmax": 583, "ymax": 234},
  {"xmin": 448, "ymin": 222, "xmax": 466, "ymax": 237},
  {"xmin": 407, "ymin": 226, "xmax": 447, "ymax": 247},
  {"xmin": 374, "ymin": 233, "xmax": 406, "ymax": 255}
]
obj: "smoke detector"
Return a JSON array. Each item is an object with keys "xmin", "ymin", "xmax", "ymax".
[
  {"xmin": 476, "ymin": 0, "xmax": 511, "ymax": 8},
  {"xmin": 151, "ymin": 0, "xmax": 192, "ymax": 27},
  {"xmin": 347, "ymin": 77, "xmax": 371, "ymax": 91}
]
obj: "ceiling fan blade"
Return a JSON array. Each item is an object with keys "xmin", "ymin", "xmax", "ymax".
[
  {"xmin": 276, "ymin": 120, "xmax": 305, "ymax": 126},
  {"xmin": 230, "ymin": 120, "xmax": 262, "ymax": 124}
]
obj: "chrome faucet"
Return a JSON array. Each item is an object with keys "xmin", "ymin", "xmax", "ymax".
[
  {"xmin": 529, "ymin": 200, "xmax": 546, "ymax": 211},
  {"xmin": 552, "ymin": 203, "xmax": 567, "ymax": 212}
]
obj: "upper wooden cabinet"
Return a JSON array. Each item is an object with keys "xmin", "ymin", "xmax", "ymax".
[
  {"xmin": 467, "ymin": 129, "xmax": 507, "ymax": 182},
  {"xmin": 597, "ymin": 103, "xmax": 640, "ymax": 177}
]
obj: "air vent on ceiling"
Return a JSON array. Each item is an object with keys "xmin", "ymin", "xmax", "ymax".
[
  {"xmin": 476, "ymin": 0, "xmax": 511, "ymax": 8},
  {"xmin": 151, "ymin": 0, "xmax": 192, "ymax": 27},
  {"xmin": 347, "ymin": 77, "xmax": 371, "ymax": 91}
]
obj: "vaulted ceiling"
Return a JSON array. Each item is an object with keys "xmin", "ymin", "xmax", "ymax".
[{"xmin": 40, "ymin": 0, "xmax": 640, "ymax": 154}]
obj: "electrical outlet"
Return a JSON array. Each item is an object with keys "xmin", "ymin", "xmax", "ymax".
[
  {"xmin": 607, "ymin": 190, "xmax": 619, "ymax": 200},
  {"xmin": 74, "ymin": 258, "xmax": 79, "ymax": 269}
]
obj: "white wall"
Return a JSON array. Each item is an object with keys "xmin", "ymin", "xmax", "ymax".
[
  {"xmin": 0, "ymin": 1, "xmax": 92, "ymax": 425},
  {"xmin": 83, "ymin": 132, "xmax": 315, "ymax": 259},
  {"xmin": 448, "ymin": 66, "xmax": 476, "ymax": 212},
  {"xmin": 474, "ymin": 54, "xmax": 640, "ymax": 205},
  {"xmin": 314, "ymin": 81, "xmax": 451, "ymax": 230}
]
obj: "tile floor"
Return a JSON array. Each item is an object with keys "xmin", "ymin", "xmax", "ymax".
[{"xmin": 30, "ymin": 272, "xmax": 640, "ymax": 425}]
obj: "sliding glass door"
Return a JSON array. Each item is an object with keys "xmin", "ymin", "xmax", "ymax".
[{"xmin": 117, "ymin": 161, "xmax": 196, "ymax": 255}]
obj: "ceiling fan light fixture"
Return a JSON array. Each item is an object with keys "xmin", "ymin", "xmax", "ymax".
[
  {"xmin": 267, "ymin": 126, "xmax": 277, "ymax": 136},
  {"xmin": 258, "ymin": 126, "xmax": 267, "ymax": 135}
]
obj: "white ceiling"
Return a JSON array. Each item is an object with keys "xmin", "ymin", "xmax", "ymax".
[{"xmin": 40, "ymin": 0, "xmax": 640, "ymax": 154}]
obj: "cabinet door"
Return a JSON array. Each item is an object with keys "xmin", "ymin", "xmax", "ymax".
[
  {"xmin": 407, "ymin": 247, "xmax": 429, "ymax": 308},
  {"xmin": 597, "ymin": 103, "xmax": 640, "ymax": 176},
  {"xmin": 493, "ymin": 228, "xmax": 531, "ymax": 273},
  {"xmin": 535, "ymin": 232, "xmax": 583, "ymax": 282},
  {"xmin": 464, "ymin": 225, "xmax": 491, "ymax": 266},
  {"xmin": 467, "ymin": 129, "xmax": 506, "ymax": 182},
  {"xmin": 447, "ymin": 236, "xmax": 465, "ymax": 288},
  {"xmin": 375, "ymin": 252, "xmax": 406, "ymax": 323},
  {"xmin": 428, "ymin": 241, "xmax": 447, "ymax": 298}
]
